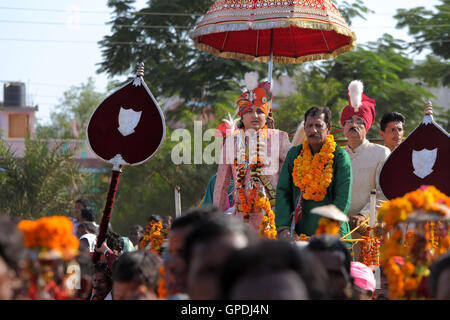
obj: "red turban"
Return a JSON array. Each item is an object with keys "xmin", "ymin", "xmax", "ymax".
[{"xmin": 340, "ymin": 92, "xmax": 376, "ymax": 132}]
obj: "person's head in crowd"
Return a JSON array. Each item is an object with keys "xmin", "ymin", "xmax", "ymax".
[
  {"xmin": 92, "ymin": 261, "xmax": 112, "ymax": 300},
  {"xmin": 80, "ymin": 208, "xmax": 96, "ymax": 223},
  {"xmin": 75, "ymin": 198, "xmax": 89, "ymax": 221},
  {"xmin": 112, "ymin": 250, "xmax": 162, "ymax": 300},
  {"xmin": 165, "ymin": 206, "xmax": 220, "ymax": 296},
  {"xmin": 76, "ymin": 221, "xmax": 98, "ymax": 239},
  {"xmin": 219, "ymin": 240, "xmax": 328, "ymax": 300},
  {"xmin": 429, "ymin": 252, "xmax": 450, "ymax": 300},
  {"xmin": 0, "ymin": 216, "xmax": 26, "ymax": 300},
  {"xmin": 162, "ymin": 216, "xmax": 173, "ymax": 229},
  {"xmin": 73, "ymin": 249, "xmax": 94, "ymax": 300},
  {"xmin": 128, "ymin": 225, "xmax": 144, "ymax": 247},
  {"xmin": 184, "ymin": 215, "xmax": 257, "ymax": 300},
  {"xmin": 307, "ymin": 234, "xmax": 353, "ymax": 299},
  {"xmin": 379, "ymin": 112, "xmax": 405, "ymax": 151},
  {"xmin": 148, "ymin": 214, "xmax": 163, "ymax": 224},
  {"xmin": 303, "ymin": 106, "xmax": 332, "ymax": 154},
  {"xmin": 106, "ymin": 230, "xmax": 123, "ymax": 257},
  {"xmin": 350, "ymin": 261, "xmax": 376, "ymax": 300}
]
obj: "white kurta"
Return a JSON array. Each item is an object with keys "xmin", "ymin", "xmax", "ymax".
[{"xmin": 345, "ymin": 139, "xmax": 391, "ymax": 218}]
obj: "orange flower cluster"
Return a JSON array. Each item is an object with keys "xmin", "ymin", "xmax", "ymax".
[
  {"xmin": 256, "ymin": 192, "xmax": 277, "ymax": 240},
  {"xmin": 360, "ymin": 235, "xmax": 381, "ymax": 267},
  {"xmin": 234, "ymin": 130, "xmax": 266, "ymax": 219},
  {"xmin": 17, "ymin": 216, "xmax": 79, "ymax": 258},
  {"xmin": 292, "ymin": 134, "xmax": 335, "ymax": 201},
  {"xmin": 379, "ymin": 186, "xmax": 450, "ymax": 299},
  {"xmin": 299, "ymin": 234, "xmax": 310, "ymax": 241},
  {"xmin": 157, "ymin": 265, "xmax": 167, "ymax": 299},
  {"xmin": 378, "ymin": 185, "xmax": 450, "ymax": 229},
  {"xmin": 140, "ymin": 221, "xmax": 167, "ymax": 254},
  {"xmin": 384, "ymin": 258, "xmax": 418, "ymax": 300},
  {"xmin": 315, "ymin": 217, "xmax": 340, "ymax": 236}
]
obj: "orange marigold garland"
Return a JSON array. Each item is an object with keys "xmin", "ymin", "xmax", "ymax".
[
  {"xmin": 256, "ymin": 192, "xmax": 277, "ymax": 240},
  {"xmin": 157, "ymin": 265, "xmax": 167, "ymax": 299},
  {"xmin": 17, "ymin": 216, "xmax": 79, "ymax": 300},
  {"xmin": 140, "ymin": 221, "xmax": 168, "ymax": 255},
  {"xmin": 379, "ymin": 185, "xmax": 450, "ymax": 299},
  {"xmin": 18, "ymin": 216, "xmax": 79, "ymax": 259},
  {"xmin": 292, "ymin": 134, "xmax": 335, "ymax": 201},
  {"xmin": 234, "ymin": 129, "xmax": 266, "ymax": 220}
]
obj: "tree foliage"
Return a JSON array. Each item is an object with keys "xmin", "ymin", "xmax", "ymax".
[
  {"xmin": 36, "ymin": 77, "xmax": 107, "ymax": 139},
  {"xmin": 0, "ymin": 138, "xmax": 86, "ymax": 219}
]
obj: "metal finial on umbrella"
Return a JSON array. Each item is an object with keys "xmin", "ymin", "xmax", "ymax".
[{"xmin": 136, "ymin": 62, "xmax": 144, "ymax": 77}]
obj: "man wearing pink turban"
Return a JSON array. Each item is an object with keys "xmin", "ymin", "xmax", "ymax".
[{"xmin": 350, "ymin": 261, "xmax": 376, "ymax": 299}]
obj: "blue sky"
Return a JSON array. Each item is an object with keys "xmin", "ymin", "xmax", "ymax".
[{"xmin": 0, "ymin": 0, "xmax": 441, "ymax": 125}]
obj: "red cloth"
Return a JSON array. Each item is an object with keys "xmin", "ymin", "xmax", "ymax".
[{"xmin": 340, "ymin": 93, "xmax": 376, "ymax": 132}]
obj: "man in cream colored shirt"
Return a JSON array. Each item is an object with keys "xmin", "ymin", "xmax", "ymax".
[{"xmin": 340, "ymin": 81, "xmax": 390, "ymax": 237}]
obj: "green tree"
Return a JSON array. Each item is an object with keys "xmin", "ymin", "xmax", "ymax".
[
  {"xmin": 0, "ymin": 137, "xmax": 86, "ymax": 219},
  {"xmin": 36, "ymin": 77, "xmax": 107, "ymax": 139},
  {"xmin": 395, "ymin": 0, "xmax": 450, "ymax": 86}
]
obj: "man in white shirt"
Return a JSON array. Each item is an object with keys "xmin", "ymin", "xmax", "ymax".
[{"xmin": 340, "ymin": 81, "xmax": 390, "ymax": 239}]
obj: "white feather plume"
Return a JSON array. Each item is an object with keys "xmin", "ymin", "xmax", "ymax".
[
  {"xmin": 222, "ymin": 112, "xmax": 238, "ymax": 132},
  {"xmin": 244, "ymin": 71, "xmax": 259, "ymax": 91},
  {"xmin": 348, "ymin": 80, "xmax": 363, "ymax": 112}
]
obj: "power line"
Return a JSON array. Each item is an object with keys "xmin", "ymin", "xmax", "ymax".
[
  {"xmin": 0, "ymin": 19, "xmax": 192, "ymax": 29},
  {"xmin": 0, "ymin": 6, "xmax": 202, "ymax": 16}
]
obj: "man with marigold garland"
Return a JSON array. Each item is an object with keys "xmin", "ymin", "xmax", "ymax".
[{"xmin": 275, "ymin": 106, "xmax": 353, "ymax": 239}]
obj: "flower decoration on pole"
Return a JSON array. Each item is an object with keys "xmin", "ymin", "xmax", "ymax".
[
  {"xmin": 378, "ymin": 185, "xmax": 450, "ymax": 299},
  {"xmin": 17, "ymin": 216, "xmax": 79, "ymax": 300}
]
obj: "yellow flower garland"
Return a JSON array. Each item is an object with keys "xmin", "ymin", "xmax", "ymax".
[
  {"xmin": 292, "ymin": 134, "xmax": 335, "ymax": 201},
  {"xmin": 256, "ymin": 192, "xmax": 277, "ymax": 240}
]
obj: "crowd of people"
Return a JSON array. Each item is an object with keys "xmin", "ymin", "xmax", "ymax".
[{"xmin": 0, "ymin": 203, "xmax": 449, "ymax": 300}]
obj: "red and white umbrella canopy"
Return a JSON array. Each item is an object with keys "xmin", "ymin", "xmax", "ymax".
[{"xmin": 190, "ymin": 0, "xmax": 356, "ymax": 64}]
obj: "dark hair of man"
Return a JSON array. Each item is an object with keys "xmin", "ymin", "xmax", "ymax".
[
  {"xmin": 106, "ymin": 230, "xmax": 123, "ymax": 252},
  {"xmin": 183, "ymin": 215, "xmax": 257, "ymax": 265},
  {"xmin": 0, "ymin": 216, "xmax": 26, "ymax": 271},
  {"xmin": 76, "ymin": 198, "xmax": 89, "ymax": 208},
  {"xmin": 130, "ymin": 224, "xmax": 144, "ymax": 233},
  {"xmin": 81, "ymin": 208, "xmax": 96, "ymax": 222},
  {"xmin": 94, "ymin": 261, "xmax": 112, "ymax": 283},
  {"xmin": 78, "ymin": 222, "xmax": 98, "ymax": 235},
  {"xmin": 304, "ymin": 106, "xmax": 331, "ymax": 128},
  {"xmin": 428, "ymin": 252, "xmax": 450, "ymax": 299},
  {"xmin": 307, "ymin": 234, "xmax": 352, "ymax": 275},
  {"xmin": 170, "ymin": 205, "xmax": 221, "ymax": 231},
  {"xmin": 219, "ymin": 240, "xmax": 328, "ymax": 299},
  {"xmin": 112, "ymin": 250, "xmax": 161, "ymax": 290},
  {"xmin": 380, "ymin": 112, "xmax": 405, "ymax": 131}
]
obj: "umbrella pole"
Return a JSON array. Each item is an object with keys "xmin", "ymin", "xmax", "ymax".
[{"xmin": 267, "ymin": 29, "xmax": 274, "ymax": 85}]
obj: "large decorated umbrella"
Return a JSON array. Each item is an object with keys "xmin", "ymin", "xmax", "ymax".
[{"xmin": 190, "ymin": 0, "xmax": 356, "ymax": 81}]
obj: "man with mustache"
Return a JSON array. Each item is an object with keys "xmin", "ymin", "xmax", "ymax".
[
  {"xmin": 340, "ymin": 81, "xmax": 390, "ymax": 259},
  {"xmin": 379, "ymin": 112, "xmax": 405, "ymax": 151},
  {"xmin": 275, "ymin": 106, "xmax": 352, "ymax": 239}
]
